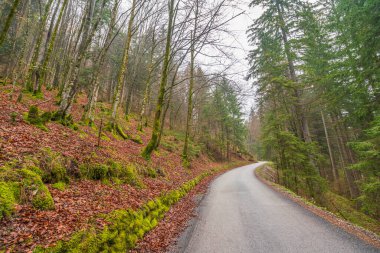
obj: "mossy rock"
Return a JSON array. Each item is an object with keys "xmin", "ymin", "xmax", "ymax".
[
  {"xmin": 40, "ymin": 111, "xmax": 52, "ymax": 123},
  {"xmin": 80, "ymin": 163, "xmax": 109, "ymax": 180},
  {"xmin": 0, "ymin": 165, "xmax": 54, "ymax": 215},
  {"xmin": 35, "ymin": 170, "xmax": 210, "ymax": 252},
  {"xmin": 0, "ymin": 182, "xmax": 17, "ymax": 219},
  {"xmin": 39, "ymin": 148, "xmax": 69, "ymax": 183},
  {"xmin": 19, "ymin": 169, "xmax": 55, "ymax": 210},
  {"xmin": 26, "ymin": 106, "xmax": 50, "ymax": 131},
  {"xmin": 27, "ymin": 105, "xmax": 40, "ymax": 125}
]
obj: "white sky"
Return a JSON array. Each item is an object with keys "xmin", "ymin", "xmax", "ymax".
[{"xmin": 199, "ymin": 0, "xmax": 263, "ymax": 117}]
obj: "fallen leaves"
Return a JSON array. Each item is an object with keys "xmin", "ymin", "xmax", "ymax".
[{"xmin": 0, "ymin": 85, "xmax": 228, "ymax": 252}]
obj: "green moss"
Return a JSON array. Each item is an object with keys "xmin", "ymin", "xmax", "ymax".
[
  {"xmin": 19, "ymin": 169, "xmax": 54, "ymax": 210},
  {"xmin": 0, "ymin": 182, "xmax": 17, "ymax": 219},
  {"xmin": 27, "ymin": 105, "xmax": 40, "ymax": 125},
  {"xmin": 0, "ymin": 165, "xmax": 21, "ymax": 182},
  {"xmin": 39, "ymin": 148, "xmax": 69, "ymax": 183},
  {"xmin": 116, "ymin": 124, "xmax": 129, "ymax": 140},
  {"xmin": 143, "ymin": 167, "xmax": 158, "ymax": 178},
  {"xmin": 37, "ymin": 170, "xmax": 211, "ymax": 252},
  {"xmin": 79, "ymin": 161, "xmax": 143, "ymax": 187},
  {"xmin": 27, "ymin": 165, "xmax": 44, "ymax": 177},
  {"xmin": 131, "ymin": 134, "xmax": 142, "ymax": 144},
  {"xmin": 51, "ymin": 111, "xmax": 78, "ymax": 130},
  {"xmin": 1, "ymin": 164, "xmax": 55, "ymax": 214},
  {"xmin": 40, "ymin": 111, "xmax": 52, "ymax": 123},
  {"xmin": 101, "ymin": 133, "xmax": 110, "ymax": 141},
  {"xmin": 52, "ymin": 182, "xmax": 67, "ymax": 191},
  {"xmin": 108, "ymin": 162, "xmax": 142, "ymax": 187},
  {"xmin": 34, "ymin": 163, "xmax": 242, "ymax": 252},
  {"xmin": 80, "ymin": 163, "xmax": 109, "ymax": 180},
  {"xmin": 25, "ymin": 106, "xmax": 49, "ymax": 131},
  {"xmin": 10, "ymin": 111, "xmax": 18, "ymax": 124}
]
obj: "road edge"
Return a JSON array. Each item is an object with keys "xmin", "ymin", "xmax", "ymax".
[
  {"xmin": 254, "ymin": 164, "xmax": 380, "ymax": 249},
  {"xmin": 132, "ymin": 161, "xmax": 252, "ymax": 253}
]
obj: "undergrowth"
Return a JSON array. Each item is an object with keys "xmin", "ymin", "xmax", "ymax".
[
  {"xmin": 0, "ymin": 164, "xmax": 55, "ymax": 218},
  {"xmin": 79, "ymin": 161, "xmax": 143, "ymax": 187},
  {"xmin": 34, "ymin": 172, "xmax": 209, "ymax": 252},
  {"xmin": 256, "ymin": 165, "xmax": 380, "ymax": 236},
  {"xmin": 33, "ymin": 161, "xmax": 246, "ymax": 252}
]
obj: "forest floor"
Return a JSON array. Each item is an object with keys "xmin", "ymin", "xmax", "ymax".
[{"xmin": 0, "ymin": 85, "xmax": 248, "ymax": 252}]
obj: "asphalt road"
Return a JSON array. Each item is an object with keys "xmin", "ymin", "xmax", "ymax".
[{"xmin": 172, "ymin": 162, "xmax": 380, "ymax": 253}]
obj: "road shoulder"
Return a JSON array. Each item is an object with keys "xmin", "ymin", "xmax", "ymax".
[{"xmin": 254, "ymin": 166, "xmax": 380, "ymax": 249}]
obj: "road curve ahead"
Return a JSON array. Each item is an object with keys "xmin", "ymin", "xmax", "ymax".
[{"xmin": 172, "ymin": 162, "xmax": 379, "ymax": 253}]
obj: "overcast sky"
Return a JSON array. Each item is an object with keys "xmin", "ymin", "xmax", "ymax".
[{"xmin": 208, "ymin": 0, "xmax": 263, "ymax": 116}]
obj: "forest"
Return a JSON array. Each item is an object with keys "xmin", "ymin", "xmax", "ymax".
[
  {"xmin": 0, "ymin": 0, "xmax": 379, "ymax": 251},
  {"xmin": 0, "ymin": 0, "xmax": 248, "ymax": 162},
  {"xmin": 246, "ymin": 0, "xmax": 380, "ymax": 222}
]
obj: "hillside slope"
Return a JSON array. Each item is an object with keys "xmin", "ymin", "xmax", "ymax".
[{"xmin": 0, "ymin": 85, "xmax": 247, "ymax": 251}]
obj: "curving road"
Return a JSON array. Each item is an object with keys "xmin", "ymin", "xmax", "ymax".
[{"xmin": 172, "ymin": 162, "xmax": 379, "ymax": 253}]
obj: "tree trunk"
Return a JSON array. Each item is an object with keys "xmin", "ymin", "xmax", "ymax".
[
  {"xmin": 0, "ymin": 0, "xmax": 22, "ymax": 46},
  {"xmin": 138, "ymin": 53, "xmax": 154, "ymax": 131},
  {"xmin": 183, "ymin": 1, "xmax": 199, "ymax": 162},
  {"xmin": 111, "ymin": 0, "xmax": 137, "ymax": 125},
  {"xmin": 58, "ymin": 0, "xmax": 105, "ymax": 116},
  {"xmin": 321, "ymin": 111, "xmax": 338, "ymax": 181},
  {"xmin": 35, "ymin": 0, "xmax": 69, "ymax": 94},
  {"xmin": 142, "ymin": 0, "xmax": 176, "ymax": 159},
  {"xmin": 83, "ymin": 0, "xmax": 120, "ymax": 123},
  {"xmin": 25, "ymin": 0, "xmax": 54, "ymax": 91},
  {"xmin": 183, "ymin": 32, "xmax": 196, "ymax": 161}
]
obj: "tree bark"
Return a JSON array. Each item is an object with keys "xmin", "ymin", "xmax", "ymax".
[
  {"xmin": 321, "ymin": 111, "xmax": 338, "ymax": 181},
  {"xmin": 111, "ymin": 0, "xmax": 137, "ymax": 125},
  {"xmin": 25, "ymin": 0, "xmax": 54, "ymax": 91},
  {"xmin": 0, "ymin": 0, "xmax": 22, "ymax": 46},
  {"xmin": 35, "ymin": 0, "xmax": 69, "ymax": 94},
  {"xmin": 142, "ymin": 0, "xmax": 176, "ymax": 159}
]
